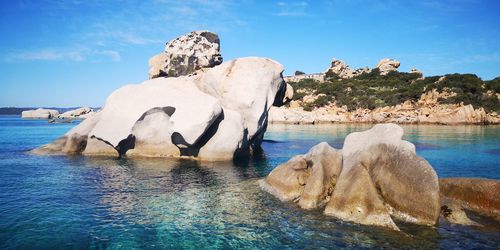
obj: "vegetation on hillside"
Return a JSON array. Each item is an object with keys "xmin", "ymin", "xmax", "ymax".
[{"xmin": 288, "ymin": 69, "xmax": 500, "ymax": 112}]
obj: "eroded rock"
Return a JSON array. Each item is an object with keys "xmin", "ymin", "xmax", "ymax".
[
  {"xmin": 148, "ymin": 30, "xmax": 222, "ymax": 79},
  {"xmin": 260, "ymin": 142, "xmax": 342, "ymax": 209},
  {"xmin": 262, "ymin": 124, "xmax": 441, "ymax": 231},
  {"xmin": 34, "ymin": 56, "xmax": 291, "ymax": 161},
  {"xmin": 376, "ymin": 58, "xmax": 400, "ymax": 75}
]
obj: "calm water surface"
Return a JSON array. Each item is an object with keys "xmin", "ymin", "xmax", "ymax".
[{"xmin": 0, "ymin": 116, "xmax": 499, "ymax": 249}]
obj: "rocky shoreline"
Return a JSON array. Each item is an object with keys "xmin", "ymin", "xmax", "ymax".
[{"xmin": 270, "ymin": 88, "xmax": 500, "ymax": 125}]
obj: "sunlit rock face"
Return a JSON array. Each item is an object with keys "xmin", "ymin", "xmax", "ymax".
[
  {"xmin": 148, "ymin": 30, "xmax": 223, "ymax": 79},
  {"xmin": 262, "ymin": 124, "xmax": 442, "ymax": 231},
  {"xmin": 21, "ymin": 108, "xmax": 59, "ymax": 119},
  {"xmin": 260, "ymin": 142, "xmax": 342, "ymax": 209},
  {"xmin": 376, "ymin": 58, "xmax": 400, "ymax": 75},
  {"xmin": 33, "ymin": 57, "xmax": 291, "ymax": 160}
]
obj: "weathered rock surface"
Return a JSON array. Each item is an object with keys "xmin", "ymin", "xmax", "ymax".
[
  {"xmin": 260, "ymin": 142, "xmax": 342, "ymax": 209},
  {"xmin": 21, "ymin": 108, "xmax": 59, "ymax": 119},
  {"xmin": 376, "ymin": 58, "xmax": 400, "ymax": 75},
  {"xmin": 440, "ymin": 178, "xmax": 500, "ymax": 222},
  {"xmin": 262, "ymin": 124, "xmax": 441, "ymax": 231},
  {"xmin": 148, "ymin": 30, "xmax": 222, "ymax": 79},
  {"xmin": 34, "ymin": 57, "xmax": 290, "ymax": 160},
  {"xmin": 58, "ymin": 107, "xmax": 96, "ymax": 119}
]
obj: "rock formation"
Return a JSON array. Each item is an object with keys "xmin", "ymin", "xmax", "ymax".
[
  {"xmin": 325, "ymin": 58, "xmax": 371, "ymax": 79},
  {"xmin": 33, "ymin": 31, "xmax": 292, "ymax": 160},
  {"xmin": 34, "ymin": 57, "xmax": 291, "ymax": 160},
  {"xmin": 58, "ymin": 107, "xmax": 96, "ymax": 119},
  {"xmin": 148, "ymin": 31, "xmax": 223, "ymax": 79},
  {"xmin": 376, "ymin": 58, "xmax": 400, "ymax": 75},
  {"xmin": 260, "ymin": 142, "xmax": 342, "ymax": 209},
  {"xmin": 440, "ymin": 178, "xmax": 500, "ymax": 223},
  {"xmin": 21, "ymin": 108, "xmax": 59, "ymax": 119},
  {"xmin": 261, "ymin": 124, "xmax": 442, "ymax": 231}
]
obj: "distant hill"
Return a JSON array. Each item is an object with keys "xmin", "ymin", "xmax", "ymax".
[{"xmin": 0, "ymin": 107, "xmax": 101, "ymax": 115}]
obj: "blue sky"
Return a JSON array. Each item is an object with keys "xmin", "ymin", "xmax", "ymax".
[{"xmin": 1, "ymin": 0, "xmax": 499, "ymax": 107}]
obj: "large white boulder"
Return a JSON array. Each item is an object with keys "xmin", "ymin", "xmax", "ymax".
[
  {"xmin": 34, "ymin": 57, "xmax": 290, "ymax": 161},
  {"xmin": 21, "ymin": 108, "xmax": 59, "ymax": 119},
  {"xmin": 148, "ymin": 30, "xmax": 223, "ymax": 79}
]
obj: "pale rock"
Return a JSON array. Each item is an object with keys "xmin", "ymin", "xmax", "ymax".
[
  {"xmin": 58, "ymin": 107, "xmax": 95, "ymax": 119},
  {"xmin": 22, "ymin": 108, "xmax": 59, "ymax": 119},
  {"xmin": 34, "ymin": 57, "xmax": 289, "ymax": 160},
  {"xmin": 376, "ymin": 58, "xmax": 400, "ymax": 75}
]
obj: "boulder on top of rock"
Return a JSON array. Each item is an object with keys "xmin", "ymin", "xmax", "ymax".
[
  {"xmin": 148, "ymin": 30, "xmax": 223, "ymax": 79},
  {"xmin": 260, "ymin": 142, "xmax": 342, "ymax": 209}
]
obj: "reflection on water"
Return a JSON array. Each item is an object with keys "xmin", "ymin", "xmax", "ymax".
[{"xmin": 0, "ymin": 117, "xmax": 499, "ymax": 248}]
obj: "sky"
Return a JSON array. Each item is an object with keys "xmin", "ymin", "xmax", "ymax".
[{"xmin": 1, "ymin": 0, "xmax": 499, "ymax": 107}]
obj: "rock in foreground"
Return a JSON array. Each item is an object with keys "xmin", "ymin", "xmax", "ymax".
[
  {"xmin": 262, "ymin": 124, "xmax": 441, "ymax": 230},
  {"xmin": 440, "ymin": 178, "xmax": 500, "ymax": 223}
]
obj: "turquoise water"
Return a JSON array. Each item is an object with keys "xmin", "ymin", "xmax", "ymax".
[{"xmin": 0, "ymin": 115, "xmax": 499, "ymax": 249}]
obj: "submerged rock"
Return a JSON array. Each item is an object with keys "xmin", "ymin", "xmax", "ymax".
[
  {"xmin": 21, "ymin": 108, "xmax": 59, "ymax": 119},
  {"xmin": 34, "ymin": 57, "xmax": 291, "ymax": 160},
  {"xmin": 262, "ymin": 124, "xmax": 441, "ymax": 231},
  {"xmin": 148, "ymin": 30, "xmax": 223, "ymax": 79}
]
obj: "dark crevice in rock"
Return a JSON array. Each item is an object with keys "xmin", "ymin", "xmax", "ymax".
[{"xmin": 171, "ymin": 110, "xmax": 225, "ymax": 157}]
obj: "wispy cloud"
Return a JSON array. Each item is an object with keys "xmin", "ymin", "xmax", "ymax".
[
  {"xmin": 275, "ymin": 1, "xmax": 309, "ymax": 17},
  {"xmin": 4, "ymin": 48, "xmax": 121, "ymax": 62}
]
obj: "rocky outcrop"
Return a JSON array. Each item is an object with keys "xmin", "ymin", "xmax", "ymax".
[
  {"xmin": 440, "ymin": 178, "xmax": 500, "ymax": 223},
  {"xmin": 21, "ymin": 108, "xmax": 59, "ymax": 119},
  {"xmin": 269, "ymin": 88, "xmax": 497, "ymax": 124},
  {"xmin": 261, "ymin": 124, "xmax": 441, "ymax": 230},
  {"xmin": 58, "ymin": 107, "xmax": 96, "ymax": 119},
  {"xmin": 325, "ymin": 58, "xmax": 371, "ymax": 79},
  {"xmin": 376, "ymin": 58, "xmax": 400, "ymax": 75},
  {"xmin": 148, "ymin": 30, "xmax": 223, "ymax": 79},
  {"xmin": 34, "ymin": 57, "xmax": 291, "ymax": 160},
  {"xmin": 260, "ymin": 142, "xmax": 342, "ymax": 209}
]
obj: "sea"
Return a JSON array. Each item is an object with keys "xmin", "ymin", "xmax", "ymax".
[{"xmin": 0, "ymin": 115, "xmax": 499, "ymax": 249}]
